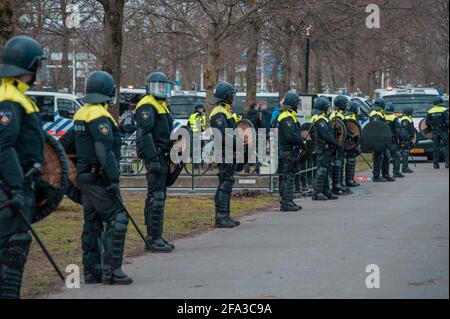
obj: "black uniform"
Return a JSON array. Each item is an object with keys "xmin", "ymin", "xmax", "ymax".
[
  {"xmin": 384, "ymin": 113, "xmax": 407, "ymax": 177},
  {"xmin": 135, "ymin": 94, "xmax": 175, "ymax": 252},
  {"xmin": 425, "ymin": 105, "xmax": 449, "ymax": 167},
  {"xmin": 59, "ymin": 127, "xmax": 106, "ymax": 282},
  {"xmin": 344, "ymin": 112, "xmax": 361, "ymax": 187},
  {"xmin": 210, "ymin": 102, "xmax": 240, "ymax": 227},
  {"xmin": 274, "ymin": 109, "xmax": 305, "ymax": 210},
  {"xmin": 329, "ymin": 109, "xmax": 353, "ymax": 194},
  {"xmin": 400, "ymin": 115, "xmax": 415, "ymax": 173},
  {"xmin": 0, "ymin": 78, "xmax": 45, "ymax": 298},
  {"xmin": 312, "ymin": 113, "xmax": 338, "ymax": 199},
  {"xmin": 369, "ymin": 109, "xmax": 392, "ymax": 181},
  {"xmin": 73, "ymin": 103, "xmax": 130, "ymax": 284}
]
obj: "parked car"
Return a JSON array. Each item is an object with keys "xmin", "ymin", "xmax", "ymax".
[{"xmin": 27, "ymin": 91, "xmax": 83, "ymax": 138}]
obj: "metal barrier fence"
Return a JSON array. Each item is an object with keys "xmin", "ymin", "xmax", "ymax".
[{"xmin": 119, "ymin": 133, "xmax": 318, "ymax": 193}]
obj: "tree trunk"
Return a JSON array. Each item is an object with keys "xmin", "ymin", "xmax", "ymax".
[
  {"xmin": 244, "ymin": 19, "xmax": 260, "ymax": 113},
  {"xmin": 280, "ymin": 45, "xmax": 292, "ymax": 96},
  {"xmin": 329, "ymin": 56, "xmax": 337, "ymax": 93},
  {"xmin": 271, "ymin": 47, "xmax": 281, "ymax": 93},
  {"xmin": 99, "ymin": 0, "xmax": 125, "ymax": 121},
  {"xmin": 313, "ymin": 49, "xmax": 322, "ymax": 93},
  {"xmin": 204, "ymin": 24, "xmax": 220, "ymax": 118},
  {"xmin": 60, "ymin": 0, "xmax": 71, "ymax": 92},
  {"xmin": 0, "ymin": 0, "xmax": 13, "ymax": 49}
]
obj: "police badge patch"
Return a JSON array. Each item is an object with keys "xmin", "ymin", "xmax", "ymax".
[
  {"xmin": 142, "ymin": 110, "xmax": 150, "ymax": 120},
  {"xmin": 0, "ymin": 110, "xmax": 13, "ymax": 126},
  {"xmin": 98, "ymin": 123, "xmax": 110, "ymax": 135}
]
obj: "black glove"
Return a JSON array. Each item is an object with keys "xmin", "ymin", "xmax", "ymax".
[
  {"xmin": 145, "ymin": 158, "xmax": 161, "ymax": 174},
  {"xmin": 9, "ymin": 189, "xmax": 24, "ymax": 212},
  {"xmin": 106, "ymin": 183, "xmax": 120, "ymax": 196}
]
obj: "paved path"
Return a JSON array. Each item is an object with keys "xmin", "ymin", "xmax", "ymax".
[{"xmin": 49, "ymin": 163, "xmax": 449, "ymax": 299}]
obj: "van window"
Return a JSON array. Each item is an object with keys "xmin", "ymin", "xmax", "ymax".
[
  {"xmin": 28, "ymin": 95, "xmax": 55, "ymax": 121},
  {"xmin": 57, "ymin": 98, "xmax": 77, "ymax": 119}
]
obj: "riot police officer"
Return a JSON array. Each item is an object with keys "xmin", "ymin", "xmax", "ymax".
[
  {"xmin": 209, "ymin": 81, "xmax": 241, "ymax": 228},
  {"xmin": 425, "ymin": 96, "xmax": 449, "ymax": 169},
  {"xmin": 400, "ymin": 106, "xmax": 415, "ymax": 173},
  {"xmin": 311, "ymin": 97, "xmax": 339, "ymax": 201},
  {"xmin": 344, "ymin": 101, "xmax": 361, "ymax": 187},
  {"xmin": 329, "ymin": 95, "xmax": 351, "ymax": 195},
  {"xmin": 188, "ymin": 104, "xmax": 206, "ymax": 133},
  {"xmin": 370, "ymin": 98, "xmax": 394, "ymax": 182},
  {"xmin": 73, "ymin": 71, "xmax": 132, "ymax": 285},
  {"xmin": 273, "ymin": 91, "xmax": 305, "ymax": 211},
  {"xmin": 0, "ymin": 35, "xmax": 47, "ymax": 298},
  {"xmin": 136, "ymin": 72, "xmax": 175, "ymax": 252},
  {"xmin": 384, "ymin": 102, "xmax": 408, "ymax": 178}
]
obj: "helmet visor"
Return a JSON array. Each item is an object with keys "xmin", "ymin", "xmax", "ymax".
[{"xmin": 148, "ymin": 81, "xmax": 171, "ymax": 98}]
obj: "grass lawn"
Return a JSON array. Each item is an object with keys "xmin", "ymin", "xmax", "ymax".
[
  {"xmin": 356, "ymin": 153, "xmax": 373, "ymax": 173},
  {"xmin": 22, "ymin": 192, "xmax": 278, "ymax": 298}
]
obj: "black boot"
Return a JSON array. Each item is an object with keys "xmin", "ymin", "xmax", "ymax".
[
  {"xmin": 446, "ymin": 161, "xmax": 449, "ymax": 169},
  {"xmin": 393, "ymin": 171, "xmax": 405, "ymax": 178},
  {"xmin": 373, "ymin": 175, "xmax": 387, "ymax": 182},
  {"xmin": 402, "ymin": 167, "xmax": 414, "ymax": 173},
  {"xmin": 280, "ymin": 202, "xmax": 302, "ymax": 211},
  {"xmin": 383, "ymin": 175, "xmax": 396, "ymax": 182},
  {"xmin": 312, "ymin": 193, "xmax": 328, "ymax": 201},
  {"xmin": 312, "ymin": 167, "xmax": 328, "ymax": 201},
  {"xmin": 280, "ymin": 174, "xmax": 300, "ymax": 211},
  {"xmin": 148, "ymin": 193, "xmax": 173, "ymax": 253},
  {"xmin": 345, "ymin": 158, "xmax": 360, "ymax": 187},
  {"xmin": 434, "ymin": 163, "xmax": 440, "ymax": 169},
  {"xmin": 102, "ymin": 212, "xmax": 133, "ymax": 285}
]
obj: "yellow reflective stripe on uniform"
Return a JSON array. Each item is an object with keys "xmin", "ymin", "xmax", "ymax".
[
  {"xmin": 0, "ymin": 78, "xmax": 39, "ymax": 114},
  {"xmin": 401, "ymin": 116, "xmax": 412, "ymax": 123},
  {"xmin": 384, "ymin": 114, "xmax": 397, "ymax": 122},
  {"xmin": 428, "ymin": 106, "xmax": 447, "ymax": 114},
  {"xmin": 330, "ymin": 110, "xmax": 345, "ymax": 120},
  {"xmin": 370, "ymin": 110, "xmax": 384, "ymax": 119},
  {"xmin": 345, "ymin": 114, "xmax": 357, "ymax": 121},
  {"xmin": 136, "ymin": 94, "xmax": 170, "ymax": 114},
  {"xmin": 311, "ymin": 114, "xmax": 329, "ymax": 123},
  {"xmin": 73, "ymin": 103, "xmax": 117, "ymax": 126},
  {"xmin": 277, "ymin": 110, "xmax": 298, "ymax": 123},
  {"xmin": 209, "ymin": 103, "xmax": 233, "ymax": 120}
]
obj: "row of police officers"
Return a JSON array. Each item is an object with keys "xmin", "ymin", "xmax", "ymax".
[{"xmin": 0, "ymin": 35, "xmax": 448, "ymax": 298}]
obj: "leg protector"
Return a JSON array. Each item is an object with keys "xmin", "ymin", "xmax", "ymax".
[
  {"xmin": 149, "ymin": 191, "xmax": 166, "ymax": 241},
  {"xmin": 280, "ymin": 173, "xmax": 295, "ymax": 207},
  {"xmin": 0, "ymin": 233, "xmax": 32, "ymax": 299},
  {"xmin": 82, "ymin": 220, "xmax": 103, "ymax": 280},
  {"xmin": 392, "ymin": 149, "xmax": 402, "ymax": 175},
  {"xmin": 345, "ymin": 157, "xmax": 359, "ymax": 187},
  {"xmin": 102, "ymin": 211, "xmax": 128, "ymax": 279}
]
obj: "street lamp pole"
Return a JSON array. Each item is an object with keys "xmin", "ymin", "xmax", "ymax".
[{"xmin": 303, "ymin": 25, "xmax": 312, "ymax": 94}]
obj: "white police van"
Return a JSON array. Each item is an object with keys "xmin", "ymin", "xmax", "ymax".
[{"xmin": 26, "ymin": 91, "xmax": 83, "ymax": 138}]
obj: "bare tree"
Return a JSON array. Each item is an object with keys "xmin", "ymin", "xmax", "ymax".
[{"xmin": 0, "ymin": 0, "xmax": 14, "ymax": 49}]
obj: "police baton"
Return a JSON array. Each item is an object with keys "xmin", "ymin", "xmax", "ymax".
[
  {"xmin": 358, "ymin": 153, "xmax": 373, "ymax": 169},
  {"xmin": 1, "ymin": 165, "xmax": 65, "ymax": 281},
  {"xmin": 13, "ymin": 204, "xmax": 66, "ymax": 281}
]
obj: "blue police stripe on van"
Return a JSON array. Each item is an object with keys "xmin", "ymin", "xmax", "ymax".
[{"xmin": 43, "ymin": 114, "xmax": 74, "ymax": 138}]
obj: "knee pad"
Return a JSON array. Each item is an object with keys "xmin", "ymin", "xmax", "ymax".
[
  {"xmin": 219, "ymin": 176, "xmax": 234, "ymax": 193},
  {"xmin": 334, "ymin": 159, "xmax": 342, "ymax": 168},
  {"xmin": 6, "ymin": 233, "xmax": 32, "ymax": 268},
  {"xmin": 109, "ymin": 212, "xmax": 128, "ymax": 234}
]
